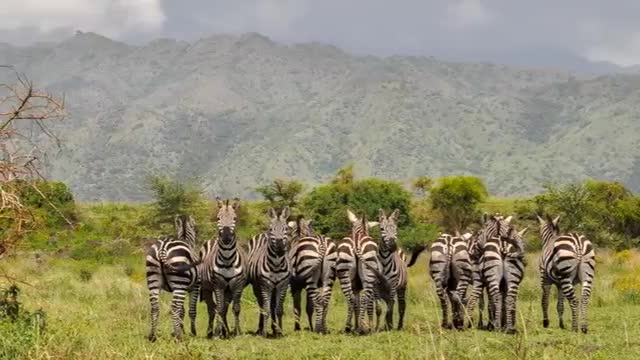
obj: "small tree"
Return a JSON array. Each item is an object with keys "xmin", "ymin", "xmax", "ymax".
[
  {"xmin": 0, "ymin": 69, "xmax": 65, "ymax": 259},
  {"xmin": 255, "ymin": 179, "xmax": 304, "ymax": 211},
  {"xmin": 532, "ymin": 183, "xmax": 590, "ymax": 231},
  {"xmin": 429, "ymin": 176, "xmax": 488, "ymax": 231},
  {"xmin": 147, "ymin": 175, "xmax": 203, "ymax": 226}
]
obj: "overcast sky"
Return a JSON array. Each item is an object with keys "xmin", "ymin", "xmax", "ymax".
[{"xmin": 2, "ymin": 1, "xmax": 640, "ymax": 68}]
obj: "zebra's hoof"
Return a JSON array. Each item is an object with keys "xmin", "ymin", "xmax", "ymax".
[
  {"xmin": 581, "ymin": 326, "xmax": 588, "ymax": 334},
  {"xmin": 294, "ymin": 325, "xmax": 301, "ymax": 331},
  {"xmin": 147, "ymin": 334, "xmax": 157, "ymax": 342},
  {"xmin": 207, "ymin": 332, "xmax": 214, "ymax": 339},
  {"xmin": 441, "ymin": 323, "xmax": 453, "ymax": 330},
  {"xmin": 506, "ymin": 328, "xmax": 517, "ymax": 335},
  {"xmin": 559, "ymin": 322, "xmax": 565, "ymax": 329},
  {"xmin": 344, "ymin": 326, "xmax": 352, "ymax": 334},
  {"xmin": 543, "ymin": 319, "xmax": 550, "ymax": 328}
]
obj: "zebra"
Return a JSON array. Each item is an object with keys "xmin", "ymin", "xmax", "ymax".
[
  {"xmin": 145, "ymin": 214, "xmax": 200, "ymax": 342},
  {"xmin": 246, "ymin": 206, "xmax": 292, "ymax": 337},
  {"xmin": 371, "ymin": 208, "xmax": 409, "ymax": 331},
  {"xmin": 464, "ymin": 231, "xmax": 491, "ymax": 329},
  {"xmin": 428, "ymin": 232, "xmax": 474, "ymax": 329},
  {"xmin": 287, "ymin": 215, "xmax": 337, "ymax": 333},
  {"xmin": 336, "ymin": 209, "xmax": 381, "ymax": 335},
  {"xmin": 469, "ymin": 214, "xmax": 527, "ymax": 333},
  {"xmin": 198, "ymin": 197, "xmax": 246, "ymax": 338},
  {"xmin": 537, "ymin": 214, "xmax": 596, "ymax": 333}
]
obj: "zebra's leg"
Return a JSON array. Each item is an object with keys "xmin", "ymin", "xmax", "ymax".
[
  {"xmin": 214, "ymin": 288, "xmax": 229, "ymax": 338},
  {"xmin": 231, "ymin": 283, "xmax": 243, "ymax": 336},
  {"xmin": 259, "ymin": 287, "xmax": 271, "ymax": 337},
  {"xmin": 305, "ymin": 289, "xmax": 315, "ymax": 331},
  {"xmin": 147, "ymin": 286, "xmax": 160, "ymax": 342},
  {"xmin": 478, "ymin": 289, "xmax": 485, "ymax": 329},
  {"xmin": 189, "ymin": 283, "xmax": 199, "ymax": 337},
  {"xmin": 556, "ymin": 286, "xmax": 565, "ymax": 329},
  {"xmin": 559, "ymin": 280, "xmax": 579, "ymax": 332},
  {"xmin": 170, "ymin": 289, "xmax": 188, "ymax": 341},
  {"xmin": 374, "ymin": 297, "xmax": 382, "ymax": 331},
  {"xmin": 384, "ymin": 291, "xmax": 396, "ymax": 331},
  {"xmin": 357, "ymin": 289, "xmax": 373, "ymax": 335},
  {"xmin": 541, "ymin": 280, "xmax": 552, "ymax": 328},
  {"xmin": 202, "ymin": 288, "xmax": 216, "ymax": 338},
  {"xmin": 505, "ymin": 285, "xmax": 519, "ymax": 334},
  {"xmin": 435, "ymin": 284, "xmax": 451, "ymax": 329},
  {"xmin": 397, "ymin": 288, "xmax": 407, "ymax": 330},
  {"xmin": 337, "ymin": 270, "xmax": 355, "ymax": 333},
  {"xmin": 448, "ymin": 290, "xmax": 464, "ymax": 330},
  {"xmin": 252, "ymin": 284, "xmax": 266, "ymax": 336},
  {"xmin": 487, "ymin": 284, "xmax": 501, "ymax": 331},
  {"xmin": 315, "ymin": 285, "xmax": 332, "ymax": 334},
  {"xmin": 580, "ymin": 271, "xmax": 594, "ymax": 334},
  {"xmin": 465, "ymin": 281, "xmax": 481, "ymax": 329},
  {"xmin": 270, "ymin": 285, "xmax": 287, "ymax": 337},
  {"xmin": 292, "ymin": 285, "xmax": 303, "ymax": 331}
]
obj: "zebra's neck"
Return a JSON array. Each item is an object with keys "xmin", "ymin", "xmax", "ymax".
[{"xmin": 540, "ymin": 225, "xmax": 557, "ymax": 249}]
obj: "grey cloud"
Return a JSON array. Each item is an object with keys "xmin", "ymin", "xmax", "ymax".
[{"xmin": 3, "ymin": 1, "xmax": 640, "ymax": 68}]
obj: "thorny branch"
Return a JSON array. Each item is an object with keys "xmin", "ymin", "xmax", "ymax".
[{"xmin": 0, "ymin": 66, "xmax": 66, "ymax": 262}]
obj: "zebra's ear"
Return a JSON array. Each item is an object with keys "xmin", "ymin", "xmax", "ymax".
[
  {"xmin": 231, "ymin": 197, "xmax": 240, "ymax": 210},
  {"xmin": 518, "ymin": 227, "xmax": 528, "ymax": 237},
  {"xmin": 280, "ymin": 206, "xmax": 291, "ymax": 220},
  {"xmin": 552, "ymin": 215, "xmax": 560, "ymax": 227},
  {"xmin": 389, "ymin": 208, "xmax": 400, "ymax": 221},
  {"xmin": 268, "ymin": 207, "xmax": 277, "ymax": 219},
  {"xmin": 455, "ymin": 230, "xmax": 461, "ymax": 238},
  {"xmin": 174, "ymin": 214, "xmax": 183, "ymax": 229},
  {"xmin": 462, "ymin": 233, "xmax": 473, "ymax": 241},
  {"xmin": 378, "ymin": 208, "xmax": 386, "ymax": 221},
  {"xmin": 287, "ymin": 221, "xmax": 296, "ymax": 228},
  {"xmin": 482, "ymin": 212, "xmax": 489, "ymax": 223},
  {"xmin": 347, "ymin": 209, "xmax": 358, "ymax": 223},
  {"xmin": 367, "ymin": 221, "xmax": 380, "ymax": 228},
  {"xmin": 504, "ymin": 215, "xmax": 513, "ymax": 225},
  {"xmin": 216, "ymin": 196, "xmax": 224, "ymax": 208},
  {"xmin": 536, "ymin": 215, "xmax": 545, "ymax": 225}
]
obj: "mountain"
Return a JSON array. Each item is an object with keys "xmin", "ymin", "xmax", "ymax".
[{"xmin": 1, "ymin": 32, "xmax": 640, "ymax": 201}]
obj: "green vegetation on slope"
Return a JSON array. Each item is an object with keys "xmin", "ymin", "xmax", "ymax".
[{"xmin": 2, "ymin": 32, "xmax": 640, "ymax": 200}]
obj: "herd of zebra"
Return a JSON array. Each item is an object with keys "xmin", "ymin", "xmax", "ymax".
[{"xmin": 144, "ymin": 197, "xmax": 596, "ymax": 341}]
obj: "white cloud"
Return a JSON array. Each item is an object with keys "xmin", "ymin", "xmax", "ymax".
[
  {"xmin": 446, "ymin": 0, "xmax": 492, "ymax": 29},
  {"xmin": 0, "ymin": 0, "xmax": 165, "ymax": 39}
]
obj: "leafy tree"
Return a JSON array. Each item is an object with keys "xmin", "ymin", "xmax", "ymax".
[
  {"xmin": 429, "ymin": 176, "xmax": 488, "ymax": 231},
  {"xmin": 301, "ymin": 168, "xmax": 412, "ymax": 239},
  {"xmin": 255, "ymin": 179, "xmax": 305, "ymax": 211},
  {"xmin": 147, "ymin": 175, "xmax": 203, "ymax": 226}
]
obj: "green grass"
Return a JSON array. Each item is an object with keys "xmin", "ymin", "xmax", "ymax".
[{"xmin": 2, "ymin": 250, "xmax": 640, "ymax": 359}]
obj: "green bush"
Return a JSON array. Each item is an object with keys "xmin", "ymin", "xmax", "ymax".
[
  {"xmin": 429, "ymin": 176, "xmax": 488, "ymax": 231},
  {"xmin": 0, "ymin": 285, "xmax": 46, "ymax": 359}
]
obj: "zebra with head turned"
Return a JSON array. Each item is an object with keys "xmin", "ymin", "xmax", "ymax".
[
  {"xmin": 288, "ymin": 215, "xmax": 337, "ymax": 334},
  {"xmin": 336, "ymin": 209, "xmax": 381, "ymax": 335},
  {"xmin": 537, "ymin": 214, "xmax": 595, "ymax": 333},
  {"xmin": 371, "ymin": 208, "xmax": 409, "ymax": 331},
  {"xmin": 469, "ymin": 214, "xmax": 527, "ymax": 333},
  {"xmin": 145, "ymin": 214, "xmax": 200, "ymax": 341},
  {"xmin": 246, "ymin": 206, "xmax": 292, "ymax": 337},
  {"xmin": 198, "ymin": 197, "xmax": 246, "ymax": 338}
]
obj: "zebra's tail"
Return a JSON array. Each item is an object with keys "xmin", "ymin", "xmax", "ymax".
[
  {"xmin": 407, "ymin": 244, "xmax": 428, "ymax": 267},
  {"xmin": 364, "ymin": 262, "xmax": 393, "ymax": 296}
]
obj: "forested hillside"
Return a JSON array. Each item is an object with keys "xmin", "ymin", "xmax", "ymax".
[{"xmin": 2, "ymin": 32, "xmax": 639, "ymax": 201}]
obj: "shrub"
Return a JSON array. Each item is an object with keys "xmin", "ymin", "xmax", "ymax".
[
  {"xmin": 429, "ymin": 176, "xmax": 488, "ymax": 231},
  {"xmin": 0, "ymin": 285, "xmax": 47, "ymax": 359}
]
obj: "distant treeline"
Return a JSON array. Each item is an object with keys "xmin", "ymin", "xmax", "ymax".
[{"xmin": 4, "ymin": 165, "xmax": 639, "ymax": 261}]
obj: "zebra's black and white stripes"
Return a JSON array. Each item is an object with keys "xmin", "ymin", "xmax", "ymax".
[
  {"xmin": 429, "ymin": 232, "xmax": 473, "ymax": 329},
  {"xmin": 373, "ymin": 208, "xmax": 409, "ymax": 330},
  {"xmin": 288, "ymin": 216, "xmax": 337, "ymax": 333},
  {"xmin": 336, "ymin": 210, "xmax": 381, "ymax": 334},
  {"xmin": 538, "ymin": 215, "xmax": 596, "ymax": 333},
  {"xmin": 199, "ymin": 197, "xmax": 246, "ymax": 338},
  {"xmin": 247, "ymin": 207, "xmax": 292, "ymax": 337},
  {"xmin": 145, "ymin": 214, "xmax": 200, "ymax": 341}
]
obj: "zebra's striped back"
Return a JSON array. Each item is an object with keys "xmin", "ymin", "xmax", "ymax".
[
  {"xmin": 538, "ymin": 215, "xmax": 595, "ymax": 333},
  {"xmin": 288, "ymin": 215, "xmax": 337, "ymax": 333},
  {"xmin": 145, "ymin": 214, "xmax": 200, "ymax": 341},
  {"xmin": 336, "ymin": 209, "xmax": 381, "ymax": 334},
  {"xmin": 429, "ymin": 232, "xmax": 472, "ymax": 329}
]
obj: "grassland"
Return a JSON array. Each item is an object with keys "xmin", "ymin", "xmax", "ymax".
[{"xmin": 2, "ymin": 249, "xmax": 640, "ymax": 359}]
